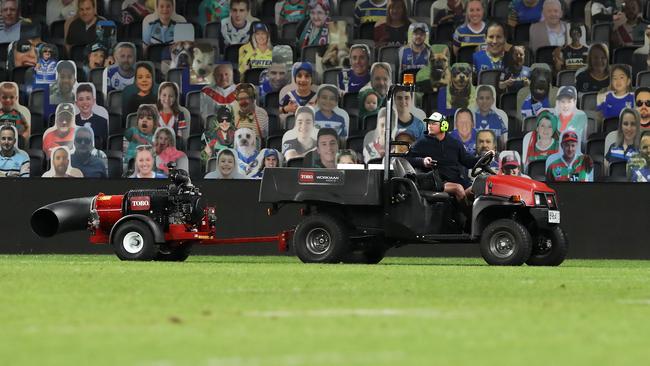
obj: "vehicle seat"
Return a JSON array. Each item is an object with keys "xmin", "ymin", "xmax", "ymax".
[{"xmin": 392, "ymin": 158, "xmax": 450, "ymax": 203}]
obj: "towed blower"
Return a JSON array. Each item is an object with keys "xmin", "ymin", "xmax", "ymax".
[{"xmin": 31, "ymin": 166, "xmax": 291, "ymax": 261}]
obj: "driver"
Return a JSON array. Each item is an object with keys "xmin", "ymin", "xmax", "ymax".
[{"xmin": 407, "ymin": 112, "xmax": 489, "ymax": 200}]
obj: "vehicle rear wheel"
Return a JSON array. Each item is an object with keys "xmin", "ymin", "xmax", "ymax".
[
  {"xmin": 480, "ymin": 219, "xmax": 532, "ymax": 266},
  {"xmin": 155, "ymin": 242, "xmax": 193, "ymax": 262},
  {"xmin": 112, "ymin": 221, "xmax": 157, "ymax": 261},
  {"xmin": 526, "ymin": 226, "xmax": 568, "ymax": 266},
  {"xmin": 294, "ymin": 214, "xmax": 349, "ymax": 263}
]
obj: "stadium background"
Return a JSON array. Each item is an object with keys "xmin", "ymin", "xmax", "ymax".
[{"xmin": 2, "ymin": 0, "xmax": 649, "ymax": 257}]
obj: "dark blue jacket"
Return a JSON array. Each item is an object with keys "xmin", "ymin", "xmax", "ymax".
[{"xmin": 406, "ymin": 133, "xmax": 479, "ymax": 188}]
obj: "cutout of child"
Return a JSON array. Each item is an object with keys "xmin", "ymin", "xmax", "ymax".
[
  {"xmin": 201, "ymin": 105, "xmax": 235, "ymax": 163},
  {"xmin": 596, "ymin": 64, "xmax": 635, "ymax": 121},
  {"xmin": 204, "ymin": 148, "xmax": 246, "ymax": 179},
  {"xmin": 123, "ymin": 104, "xmax": 157, "ymax": 165},
  {"xmin": 247, "ymin": 148, "xmax": 282, "ymax": 178},
  {"xmin": 153, "ymin": 126, "xmax": 188, "ymax": 174},
  {"xmin": 281, "ymin": 105, "xmax": 318, "ymax": 160},
  {"xmin": 359, "ymin": 88, "xmax": 381, "ymax": 122},
  {"xmin": 472, "ymin": 85, "xmax": 508, "ymax": 147},
  {"xmin": 0, "ymin": 81, "xmax": 31, "ymax": 143},
  {"xmin": 554, "ymin": 86, "xmax": 588, "ymax": 147},
  {"xmin": 627, "ymin": 132, "xmax": 650, "ymax": 182},
  {"xmin": 314, "ymin": 84, "xmax": 350, "ymax": 141}
]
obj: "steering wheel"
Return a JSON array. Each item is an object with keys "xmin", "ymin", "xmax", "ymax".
[{"xmin": 471, "ymin": 151, "xmax": 497, "ymax": 177}]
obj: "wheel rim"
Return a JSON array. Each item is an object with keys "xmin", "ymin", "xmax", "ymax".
[
  {"xmin": 534, "ymin": 234, "xmax": 552, "ymax": 255},
  {"xmin": 123, "ymin": 232, "xmax": 144, "ymax": 254},
  {"xmin": 489, "ymin": 231, "xmax": 516, "ymax": 259},
  {"xmin": 305, "ymin": 228, "xmax": 331, "ymax": 256}
]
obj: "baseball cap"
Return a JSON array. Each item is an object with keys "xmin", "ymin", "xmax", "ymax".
[
  {"xmin": 424, "ymin": 112, "xmax": 444, "ymax": 123},
  {"xmin": 557, "ymin": 86, "xmax": 577, "ymax": 100},
  {"xmin": 216, "ymin": 106, "xmax": 233, "ymax": 121},
  {"xmin": 501, "ymin": 155, "xmax": 520, "ymax": 168},
  {"xmin": 87, "ymin": 42, "xmax": 107, "ymax": 54},
  {"xmin": 561, "ymin": 131, "xmax": 579, "ymax": 144},
  {"xmin": 411, "ymin": 23, "xmax": 428, "ymax": 33},
  {"xmin": 252, "ymin": 22, "xmax": 269, "ymax": 34}
]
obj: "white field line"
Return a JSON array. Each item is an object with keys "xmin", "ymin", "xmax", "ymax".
[{"xmin": 243, "ymin": 308, "xmax": 445, "ymax": 318}]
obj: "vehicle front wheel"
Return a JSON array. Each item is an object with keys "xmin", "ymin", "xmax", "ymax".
[
  {"xmin": 112, "ymin": 221, "xmax": 157, "ymax": 261},
  {"xmin": 480, "ymin": 219, "xmax": 532, "ymax": 266},
  {"xmin": 526, "ymin": 226, "xmax": 568, "ymax": 266},
  {"xmin": 294, "ymin": 214, "xmax": 349, "ymax": 263}
]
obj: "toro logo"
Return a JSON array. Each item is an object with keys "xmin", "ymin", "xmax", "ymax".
[
  {"xmin": 298, "ymin": 171, "xmax": 315, "ymax": 183},
  {"xmin": 130, "ymin": 196, "xmax": 151, "ymax": 211}
]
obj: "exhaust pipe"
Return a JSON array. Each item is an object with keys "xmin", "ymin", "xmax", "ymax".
[{"xmin": 31, "ymin": 197, "xmax": 95, "ymax": 237}]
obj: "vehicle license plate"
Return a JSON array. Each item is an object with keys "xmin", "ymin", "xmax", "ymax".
[{"xmin": 548, "ymin": 210, "xmax": 560, "ymax": 224}]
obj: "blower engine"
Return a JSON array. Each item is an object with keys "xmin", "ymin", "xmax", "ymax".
[{"xmin": 31, "ymin": 166, "xmax": 219, "ymax": 261}]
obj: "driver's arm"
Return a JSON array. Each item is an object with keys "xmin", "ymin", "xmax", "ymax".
[{"xmin": 458, "ymin": 143, "xmax": 480, "ymax": 169}]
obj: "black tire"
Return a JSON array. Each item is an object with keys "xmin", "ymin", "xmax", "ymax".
[
  {"xmin": 344, "ymin": 246, "xmax": 387, "ymax": 264},
  {"xmin": 526, "ymin": 226, "xmax": 568, "ymax": 266},
  {"xmin": 112, "ymin": 221, "xmax": 157, "ymax": 261},
  {"xmin": 294, "ymin": 213, "xmax": 349, "ymax": 263},
  {"xmin": 155, "ymin": 243, "xmax": 193, "ymax": 262},
  {"xmin": 480, "ymin": 219, "xmax": 532, "ymax": 266}
]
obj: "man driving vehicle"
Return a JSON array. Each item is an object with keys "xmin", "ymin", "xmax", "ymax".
[{"xmin": 406, "ymin": 112, "xmax": 493, "ymax": 200}]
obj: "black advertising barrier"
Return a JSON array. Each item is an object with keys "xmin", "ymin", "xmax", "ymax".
[{"xmin": 2, "ymin": 178, "xmax": 650, "ymax": 259}]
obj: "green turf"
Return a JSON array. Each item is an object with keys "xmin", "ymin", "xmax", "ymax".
[{"xmin": 1, "ymin": 255, "xmax": 650, "ymax": 366}]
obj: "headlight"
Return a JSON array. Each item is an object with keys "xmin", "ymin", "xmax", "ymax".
[{"xmin": 534, "ymin": 193, "xmax": 544, "ymax": 206}]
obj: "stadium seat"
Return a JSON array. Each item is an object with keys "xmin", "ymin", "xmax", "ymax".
[
  {"xmin": 27, "ymin": 149, "xmax": 45, "ymax": 177},
  {"xmin": 526, "ymin": 160, "xmax": 546, "ymax": 181},
  {"xmin": 109, "ymin": 112, "xmax": 124, "ymax": 135},
  {"xmin": 434, "ymin": 22, "xmax": 455, "ymax": 43},
  {"xmin": 580, "ymin": 92, "xmax": 598, "ymax": 111},
  {"xmin": 146, "ymin": 43, "xmax": 168, "ymax": 64},
  {"xmin": 556, "ymin": 70, "xmax": 576, "ymax": 87},
  {"xmin": 362, "ymin": 114, "xmax": 378, "ymax": 132},
  {"xmin": 499, "ymin": 92, "xmax": 518, "ymax": 114},
  {"xmin": 609, "ymin": 161, "xmax": 627, "ymax": 177},
  {"xmin": 587, "ymin": 136, "xmax": 605, "ymax": 163},
  {"xmin": 535, "ymin": 46, "xmax": 556, "ymax": 65},
  {"xmin": 265, "ymin": 91, "xmax": 280, "ymax": 109},
  {"xmin": 323, "ymin": 68, "xmax": 342, "ymax": 86},
  {"xmin": 186, "ymin": 151, "xmax": 204, "ymax": 181},
  {"xmin": 184, "ymin": 90, "xmax": 201, "ymax": 115},
  {"xmin": 0, "ymin": 43, "xmax": 9, "ymax": 63},
  {"xmin": 358, "ymin": 22, "xmax": 376, "ymax": 40},
  {"xmin": 602, "ymin": 117, "xmax": 619, "ymax": 136},
  {"xmin": 107, "ymin": 90, "xmax": 122, "ymax": 116},
  {"xmin": 206, "ymin": 157, "xmax": 218, "ymax": 173},
  {"xmin": 637, "ymin": 71, "xmax": 650, "ymax": 87},
  {"xmin": 591, "ymin": 23, "xmax": 612, "ymax": 43},
  {"xmin": 107, "ymin": 134, "xmax": 124, "ymax": 151},
  {"xmin": 204, "ymin": 21, "xmax": 220, "ymax": 39},
  {"xmin": 570, "ymin": 0, "xmax": 588, "ymax": 22},
  {"xmin": 378, "ymin": 45, "xmax": 400, "ymax": 68},
  {"xmin": 260, "ymin": 0, "xmax": 277, "ymax": 21},
  {"xmin": 49, "ymin": 20, "xmax": 66, "ymax": 42},
  {"xmin": 11, "ymin": 66, "xmax": 31, "ymax": 84},
  {"xmin": 281, "ymin": 23, "xmax": 298, "ymax": 41},
  {"xmin": 348, "ymin": 114, "xmax": 360, "ymax": 131},
  {"xmin": 338, "ymin": 0, "xmax": 356, "ymax": 16},
  {"xmin": 28, "ymin": 134, "xmax": 42, "ymax": 151},
  {"xmin": 612, "ymin": 46, "xmax": 638, "ymax": 65},
  {"xmin": 506, "ymin": 136, "xmax": 523, "ymax": 154},
  {"xmin": 287, "ymin": 157, "xmax": 304, "ymax": 167},
  {"xmin": 514, "ymin": 23, "xmax": 531, "ymax": 43},
  {"xmin": 89, "ymin": 68, "xmax": 105, "ymax": 98},
  {"xmin": 28, "ymin": 88, "xmax": 44, "ymax": 116},
  {"xmin": 224, "ymin": 44, "xmax": 242, "ymax": 66},
  {"xmin": 507, "ymin": 114, "xmax": 522, "ymax": 136},
  {"xmin": 300, "ymin": 45, "xmax": 322, "ymax": 64},
  {"xmin": 285, "ymin": 115, "xmax": 295, "ymax": 130},
  {"xmin": 457, "ymin": 45, "xmax": 477, "ymax": 65},
  {"xmin": 478, "ymin": 69, "xmax": 501, "ymax": 89},
  {"xmin": 346, "ymin": 135, "xmax": 365, "ymax": 156},
  {"xmin": 106, "ymin": 150, "xmax": 123, "ymax": 179},
  {"xmin": 187, "ymin": 134, "xmax": 202, "ymax": 152},
  {"xmin": 167, "ymin": 68, "xmax": 184, "ymax": 90},
  {"xmin": 243, "ymin": 68, "xmax": 264, "ymax": 84},
  {"xmin": 523, "ymin": 116, "xmax": 537, "ymax": 133},
  {"xmin": 266, "ymin": 134, "xmax": 284, "ymax": 151},
  {"xmin": 266, "ymin": 114, "xmax": 281, "ymax": 134},
  {"xmin": 108, "ymin": 0, "xmax": 123, "ymax": 21},
  {"xmin": 491, "ymin": 0, "xmax": 510, "ymax": 22},
  {"xmin": 414, "ymin": 0, "xmax": 434, "ymax": 16}
]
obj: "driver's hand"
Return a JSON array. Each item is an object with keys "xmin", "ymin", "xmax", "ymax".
[{"xmin": 423, "ymin": 157, "xmax": 434, "ymax": 168}]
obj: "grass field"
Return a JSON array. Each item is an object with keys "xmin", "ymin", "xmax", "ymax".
[{"xmin": 1, "ymin": 255, "xmax": 650, "ymax": 366}]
